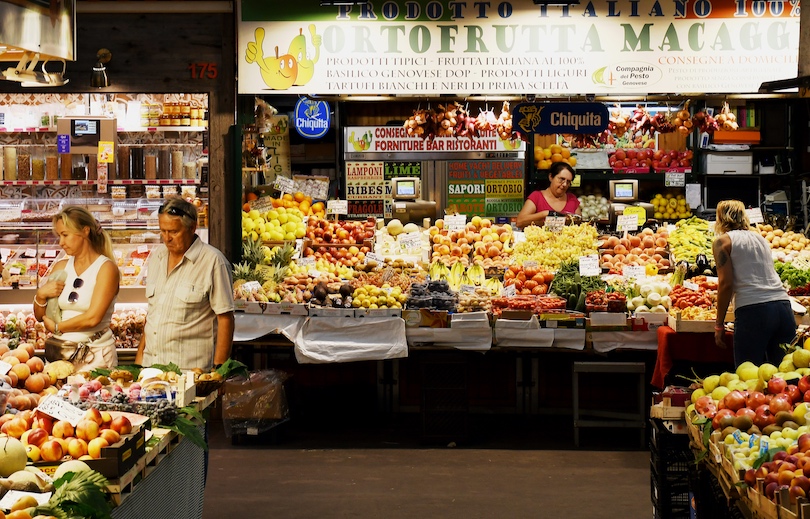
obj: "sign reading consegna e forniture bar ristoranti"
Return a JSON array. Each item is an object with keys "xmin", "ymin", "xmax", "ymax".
[{"xmin": 237, "ymin": 0, "xmax": 799, "ymax": 96}]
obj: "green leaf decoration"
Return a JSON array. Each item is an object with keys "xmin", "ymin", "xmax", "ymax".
[{"xmin": 149, "ymin": 362, "xmax": 182, "ymax": 375}]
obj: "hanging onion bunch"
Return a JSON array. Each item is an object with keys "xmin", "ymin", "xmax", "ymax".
[
  {"xmin": 495, "ymin": 101, "xmax": 519, "ymax": 140},
  {"xmin": 670, "ymin": 100, "xmax": 693, "ymax": 135},
  {"xmin": 628, "ymin": 104, "xmax": 655, "ymax": 138},
  {"xmin": 715, "ymin": 102, "xmax": 739, "ymax": 131},
  {"xmin": 434, "ymin": 103, "xmax": 458, "ymax": 138},
  {"xmin": 453, "ymin": 103, "xmax": 479, "ymax": 140},
  {"xmin": 403, "ymin": 108, "xmax": 437, "ymax": 139},
  {"xmin": 692, "ymin": 110, "xmax": 719, "ymax": 134},
  {"xmin": 608, "ymin": 103, "xmax": 629, "ymax": 138}
]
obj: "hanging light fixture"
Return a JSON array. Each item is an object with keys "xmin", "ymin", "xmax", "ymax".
[{"xmin": 91, "ymin": 48, "xmax": 111, "ymax": 88}]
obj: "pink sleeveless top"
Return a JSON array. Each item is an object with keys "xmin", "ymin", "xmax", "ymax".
[{"xmin": 528, "ymin": 191, "xmax": 580, "ymax": 214}]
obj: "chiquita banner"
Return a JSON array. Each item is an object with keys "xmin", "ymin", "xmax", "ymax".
[{"xmin": 237, "ymin": 0, "xmax": 800, "ymax": 95}]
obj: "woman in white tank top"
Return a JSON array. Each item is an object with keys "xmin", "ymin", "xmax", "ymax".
[
  {"xmin": 33, "ymin": 206, "xmax": 120, "ymax": 371},
  {"xmin": 713, "ymin": 200, "xmax": 795, "ymax": 367}
]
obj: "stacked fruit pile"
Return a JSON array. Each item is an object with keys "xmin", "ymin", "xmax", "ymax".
[
  {"xmin": 512, "ymin": 223, "xmax": 598, "ymax": 271},
  {"xmin": 533, "ymin": 143, "xmax": 577, "ymax": 170},
  {"xmin": 756, "ymin": 224, "xmax": 810, "ymax": 261},
  {"xmin": 650, "ymin": 192, "xmax": 692, "ymax": 221},
  {"xmin": 503, "ymin": 264, "xmax": 553, "ymax": 296},
  {"xmin": 599, "ymin": 228, "xmax": 671, "ymax": 274},
  {"xmin": 427, "ymin": 216, "xmax": 513, "ymax": 268},
  {"xmin": 241, "ymin": 206, "xmax": 307, "ymax": 242},
  {"xmin": 667, "ymin": 216, "xmax": 714, "ymax": 264}
]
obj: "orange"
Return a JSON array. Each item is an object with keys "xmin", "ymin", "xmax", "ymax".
[
  {"xmin": 294, "ymin": 191, "xmax": 305, "ymax": 203},
  {"xmin": 271, "ymin": 198, "xmax": 282, "ymax": 208},
  {"xmin": 282, "ymin": 193, "xmax": 294, "ymax": 202},
  {"xmin": 311, "ymin": 202, "xmax": 325, "ymax": 212},
  {"xmin": 550, "ymin": 144, "xmax": 563, "ymax": 155},
  {"xmin": 299, "ymin": 201, "xmax": 311, "ymax": 214},
  {"xmin": 246, "ymin": 192, "xmax": 259, "ymax": 202},
  {"xmin": 561, "ymin": 148, "xmax": 571, "ymax": 159},
  {"xmin": 551, "ymin": 153, "xmax": 563, "ymax": 163},
  {"xmin": 242, "ymin": 202, "xmax": 251, "ymax": 212}
]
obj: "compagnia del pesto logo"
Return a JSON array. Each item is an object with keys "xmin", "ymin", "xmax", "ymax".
[{"xmin": 591, "ymin": 62, "xmax": 663, "ymax": 88}]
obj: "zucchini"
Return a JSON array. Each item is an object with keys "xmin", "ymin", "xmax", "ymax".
[{"xmin": 575, "ymin": 291, "xmax": 586, "ymax": 312}]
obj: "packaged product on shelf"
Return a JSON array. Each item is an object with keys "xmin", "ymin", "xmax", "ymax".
[
  {"xmin": 45, "ymin": 153, "xmax": 58, "ymax": 180},
  {"xmin": 145, "ymin": 186, "xmax": 161, "ymax": 199},
  {"xmin": 3, "ymin": 147, "xmax": 16, "ymax": 181}
]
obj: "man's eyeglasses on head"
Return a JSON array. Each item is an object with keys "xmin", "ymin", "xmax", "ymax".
[
  {"xmin": 68, "ymin": 278, "xmax": 84, "ymax": 304},
  {"xmin": 159, "ymin": 204, "xmax": 193, "ymax": 220}
]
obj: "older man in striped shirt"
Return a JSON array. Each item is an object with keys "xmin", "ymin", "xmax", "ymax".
[{"xmin": 135, "ymin": 197, "xmax": 235, "ymax": 370}]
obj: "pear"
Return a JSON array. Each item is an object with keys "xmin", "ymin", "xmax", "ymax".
[
  {"xmin": 728, "ymin": 380, "xmax": 748, "ymax": 392},
  {"xmin": 736, "ymin": 361, "xmax": 760, "ymax": 382},
  {"xmin": 691, "ymin": 388, "xmax": 706, "ymax": 404},
  {"xmin": 779, "ymin": 357, "xmax": 796, "ymax": 373},
  {"xmin": 712, "ymin": 386, "xmax": 731, "ymax": 401},
  {"xmin": 745, "ymin": 378, "xmax": 762, "ymax": 392},
  {"xmin": 794, "ymin": 348, "xmax": 810, "ymax": 369},
  {"xmin": 719, "ymin": 372, "xmax": 739, "ymax": 387},
  {"xmin": 783, "ymin": 371, "xmax": 801, "ymax": 383},
  {"xmin": 703, "ymin": 374, "xmax": 721, "ymax": 393},
  {"xmin": 758, "ymin": 363, "xmax": 778, "ymax": 382}
]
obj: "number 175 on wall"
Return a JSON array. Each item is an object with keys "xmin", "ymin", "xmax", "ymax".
[{"xmin": 188, "ymin": 63, "xmax": 218, "ymax": 79}]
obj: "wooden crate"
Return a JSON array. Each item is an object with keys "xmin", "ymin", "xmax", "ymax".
[
  {"xmin": 656, "ymin": 132, "xmax": 688, "ymax": 151},
  {"xmin": 650, "ymin": 399, "xmax": 685, "ymax": 421},
  {"xmin": 534, "ymin": 134, "xmax": 557, "ymax": 148}
]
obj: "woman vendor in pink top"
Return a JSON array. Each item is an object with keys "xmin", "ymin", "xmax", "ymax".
[{"xmin": 516, "ymin": 162, "xmax": 581, "ymax": 229}]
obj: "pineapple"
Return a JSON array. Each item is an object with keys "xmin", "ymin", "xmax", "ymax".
[{"xmin": 241, "ymin": 238, "xmax": 265, "ymax": 268}]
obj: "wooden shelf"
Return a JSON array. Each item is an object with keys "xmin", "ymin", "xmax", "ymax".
[{"xmin": 0, "ymin": 179, "xmax": 199, "ymax": 186}]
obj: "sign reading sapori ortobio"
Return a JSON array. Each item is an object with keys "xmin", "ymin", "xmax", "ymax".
[{"xmin": 237, "ymin": 0, "xmax": 799, "ymax": 95}]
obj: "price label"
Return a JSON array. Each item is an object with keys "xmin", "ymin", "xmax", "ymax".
[
  {"xmin": 0, "ymin": 360, "xmax": 11, "ymax": 376},
  {"xmin": 745, "ymin": 207, "xmax": 764, "ymax": 224},
  {"xmin": 664, "ymin": 171, "xmax": 686, "ymax": 187},
  {"xmin": 273, "ymin": 176, "xmax": 295, "ymax": 194},
  {"xmin": 146, "ymin": 219, "xmax": 159, "ymax": 230},
  {"xmin": 298, "ymin": 256, "xmax": 315, "ymax": 268},
  {"xmin": 460, "ymin": 284, "xmax": 477, "ymax": 294},
  {"xmin": 326, "ymin": 200, "xmax": 348, "ymax": 215},
  {"xmin": 0, "ymin": 490, "xmax": 51, "ymax": 511},
  {"xmin": 0, "ymin": 248, "xmax": 9, "ymax": 261},
  {"xmin": 242, "ymin": 280, "xmax": 262, "ymax": 292},
  {"xmin": 545, "ymin": 216, "xmax": 566, "ymax": 232},
  {"xmin": 616, "ymin": 214, "xmax": 639, "ymax": 232},
  {"xmin": 513, "ymin": 231, "xmax": 526, "ymax": 244},
  {"xmin": 578, "ymin": 254, "xmax": 600, "ymax": 277},
  {"xmin": 623, "ymin": 265, "xmax": 646, "ymax": 280},
  {"xmin": 399, "ymin": 231, "xmax": 422, "ymax": 250},
  {"xmin": 444, "ymin": 214, "xmax": 467, "ymax": 232},
  {"xmin": 523, "ymin": 260, "xmax": 538, "ymax": 270},
  {"xmin": 501, "ymin": 284, "xmax": 517, "ymax": 297},
  {"xmin": 684, "ymin": 281, "xmax": 700, "ymax": 291},
  {"xmin": 365, "ymin": 252, "xmax": 384, "ymax": 264},
  {"xmin": 132, "ymin": 258, "xmax": 145, "ymax": 267},
  {"xmin": 24, "ymin": 248, "xmax": 37, "ymax": 258},
  {"xmin": 42, "ymin": 249, "xmax": 57, "ymax": 259},
  {"xmin": 123, "ymin": 267, "xmax": 136, "ymax": 275},
  {"xmin": 114, "ymin": 250, "xmax": 123, "ymax": 260},
  {"xmin": 9, "ymin": 267, "xmax": 20, "ymax": 275},
  {"xmin": 137, "ymin": 245, "xmax": 150, "ymax": 255},
  {"xmin": 309, "ymin": 269, "xmax": 323, "ymax": 278},
  {"xmin": 293, "ymin": 239, "xmax": 303, "ymax": 260},
  {"xmin": 36, "ymin": 395, "xmax": 85, "ymax": 427}
]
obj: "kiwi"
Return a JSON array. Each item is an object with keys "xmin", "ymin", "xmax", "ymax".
[
  {"xmin": 747, "ymin": 425, "xmax": 762, "ymax": 436},
  {"xmin": 718, "ymin": 414, "xmax": 735, "ymax": 430},
  {"xmin": 339, "ymin": 283, "xmax": 353, "ymax": 298},
  {"xmin": 732, "ymin": 415, "xmax": 754, "ymax": 432},
  {"xmin": 775, "ymin": 411, "xmax": 794, "ymax": 426},
  {"xmin": 782, "ymin": 420, "xmax": 800, "ymax": 430},
  {"xmin": 763, "ymin": 424, "xmax": 783, "ymax": 436},
  {"xmin": 721, "ymin": 426, "xmax": 739, "ymax": 440}
]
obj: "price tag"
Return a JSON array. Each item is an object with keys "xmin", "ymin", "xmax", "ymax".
[
  {"xmin": 684, "ymin": 281, "xmax": 700, "ymax": 291},
  {"xmin": 664, "ymin": 171, "xmax": 686, "ymax": 187},
  {"xmin": 622, "ymin": 206, "xmax": 647, "ymax": 226},
  {"xmin": 242, "ymin": 280, "xmax": 262, "ymax": 292},
  {"xmin": 0, "ymin": 360, "xmax": 11, "ymax": 376},
  {"xmin": 460, "ymin": 284, "xmax": 477, "ymax": 294},
  {"xmin": 759, "ymin": 436, "xmax": 769, "ymax": 455},
  {"xmin": 578, "ymin": 255, "xmax": 600, "ymax": 277},
  {"xmin": 365, "ymin": 252, "xmax": 384, "ymax": 264},
  {"xmin": 705, "ymin": 275, "xmax": 718, "ymax": 284},
  {"xmin": 501, "ymin": 284, "xmax": 517, "ymax": 297},
  {"xmin": 513, "ymin": 231, "xmax": 526, "ymax": 244},
  {"xmin": 273, "ymin": 176, "xmax": 295, "ymax": 194},
  {"xmin": 326, "ymin": 200, "xmax": 348, "ymax": 215},
  {"xmin": 137, "ymin": 244, "xmax": 149, "ymax": 255},
  {"xmin": 399, "ymin": 231, "xmax": 422, "ymax": 250},
  {"xmin": 616, "ymin": 214, "xmax": 639, "ymax": 232},
  {"xmin": 132, "ymin": 258, "xmax": 145, "ymax": 267},
  {"xmin": 40, "ymin": 250, "xmax": 56, "ymax": 260},
  {"xmin": 293, "ymin": 239, "xmax": 303, "ymax": 260},
  {"xmin": 146, "ymin": 219, "xmax": 159, "ymax": 230},
  {"xmin": 544, "ymin": 216, "xmax": 566, "ymax": 232},
  {"xmin": 0, "ymin": 248, "xmax": 9, "ymax": 261},
  {"xmin": 523, "ymin": 260, "xmax": 538, "ymax": 270},
  {"xmin": 123, "ymin": 267, "xmax": 136, "ymax": 275},
  {"xmin": 309, "ymin": 269, "xmax": 323, "ymax": 278},
  {"xmin": 745, "ymin": 207, "xmax": 764, "ymax": 224},
  {"xmin": 114, "ymin": 250, "xmax": 123, "ymax": 260},
  {"xmin": 0, "ymin": 490, "xmax": 51, "ymax": 511},
  {"xmin": 444, "ymin": 214, "xmax": 467, "ymax": 232},
  {"xmin": 297, "ymin": 256, "xmax": 315, "ymax": 268},
  {"xmin": 9, "ymin": 267, "xmax": 20, "ymax": 275},
  {"xmin": 24, "ymin": 248, "xmax": 37, "ymax": 258},
  {"xmin": 36, "ymin": 395, "xmax": 85, "ymax": 427},
  {"xmin": 623, "ymin": 265, "xmax": 646, "ymax": 280}
]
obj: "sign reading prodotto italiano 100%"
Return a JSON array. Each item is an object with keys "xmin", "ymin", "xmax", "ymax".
[{"xmin": 447, "ymin": 160, "xmax": 524, "ymax": 218}]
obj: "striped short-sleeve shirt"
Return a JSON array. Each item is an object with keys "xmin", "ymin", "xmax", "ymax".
[{"xmin": 142, "ymin": 236, "xmax": 234, "ymax": 370}]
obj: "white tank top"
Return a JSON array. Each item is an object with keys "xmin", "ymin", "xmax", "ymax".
[
  {"xmin": 727, "ymin": 229, "xmax": 789, "ymax": 309},
  {"xmin": 58, "ymin": 255, "xmax": 116, "ymax": 342}
]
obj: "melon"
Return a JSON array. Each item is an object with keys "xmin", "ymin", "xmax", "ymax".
[
  {"xmin": 402, "ymin": 222, "xmax": 419, "ymax": 234},
  {"xmin": 0, "ymin": 436, "xmax": 27, "ymax": 477},
  {"xmin": 53, "ymin": 459, "xmax": 92, "ymax": 481},
  {"xmin": 386, "ymin": 219, "xmax": 404, "ymax": 237}
]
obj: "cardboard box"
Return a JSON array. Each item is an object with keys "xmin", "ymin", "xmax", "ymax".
[
  {"xmin": 713, "ymin": 130, "xmax": 761, "ymax": 145},
  {"xmin": 354, "ymin": 308, "xmax": 402, "ymax": 318},
  {"xmin": 222, "ymin": 377, "xmax": 286, "ymax": 421},
  {"xmin": 402, "ymin": 309, "xmax": 449, "ymax": 328},
  {"xmin": 538, "ymin": 311, "xmax": 586, "ymax": 329},
  {"xmin": 308, "ymin": 307, "xmax": 355, "ymax": 318},
  {"xmin": 630, "ymin": 312, "xmax": 668, "ymax": 331}
]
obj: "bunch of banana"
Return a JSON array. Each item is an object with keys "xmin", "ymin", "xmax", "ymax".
[
  {"xmin": 484, "ymin": 277, "xmax": 504, "ymax": 295},
  {"xmin": 445, "ymin": 262, "xmax": 468, "ymax": 291},
  {"xmin": 428, "ymin": 261, "xmax": 451, "ymax": 281},
  {"xmin": 466, "ymin": 264, "xmax": 486, "ymax": 286},
  {"xmin": 668, "ymin": 216, "xmax": 714, "ymax": 264}
]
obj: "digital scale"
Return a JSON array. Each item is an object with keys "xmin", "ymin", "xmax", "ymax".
[
  {"xmin": 764, "ymin": 190, "xmax": 789, "ymax": 216},
  {"xmin": 389, "ymin": 177, "xmax": 438, "ymax": 225},
  {"xmin": 606, "ymin": 179, "xmax": 655, "ymax": 227}
]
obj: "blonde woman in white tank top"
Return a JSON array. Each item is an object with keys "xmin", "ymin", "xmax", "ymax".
[{"xmin": 33, "ymin": 206, "xmax": 120, "ymax": 371}]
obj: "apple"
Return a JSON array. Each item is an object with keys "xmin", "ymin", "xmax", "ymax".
[
  {"xmin": 110, "ymin": 416, "xmax": 133, "ymax": 436},
  {"xmin": 76, "ymin": 419, "xmax": 100, "ymax": 441},
  {"xmin": 87, "ymin": 437, "xmax": 109, "ymax": 459},
  {"xmin": 52, "ymin": 420, "xmax": 75, "ymax": 439},
  {"xmin": 67, "ymin": 438, "xmax": 88, "ymax": 459},
  {"xmin": 39, "ymin": 439, "xmax": 64, "ymax": 462}
]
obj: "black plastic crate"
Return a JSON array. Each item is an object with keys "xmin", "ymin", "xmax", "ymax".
[
  {"xmin": 650, "ymin": 419, "xmax": 694, "ymax": 479},
  {"xmin": 651, "ymin": 470, "xmax": 692, "ymax": 519},
  {"xmin": 420, "ymin": 353, "xmax": 468, "ymax": 442}
]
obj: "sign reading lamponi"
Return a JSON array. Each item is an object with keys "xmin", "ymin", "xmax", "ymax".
[{"xmin": 237, "ymin": 0, "xmax": 799, "ymax": 95}]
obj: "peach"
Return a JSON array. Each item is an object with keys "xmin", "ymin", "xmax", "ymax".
[
  {"xmin": 100, "ymin": 411, "xmax": 113, "ymax": 427},
  {"xmin": 99, "ymin": 428, "xmax": 120, "ymax": 445},
  {"xmin": 1, "ymin": 417, "xmax": 28, "ymax": 438},
  {"xmin": 84, "ymin": 408, "xmax": 103, "ymax": 426},
  {"xmin": 67, "ymin": 438, "xmax": 88, "ymax": 459},
  {"xmin": 11, "ymin": 348, "xmax": 29, "ymax": 364},
  {"xmin": 24, "ymin": 428, "xmax": 48, "ymax": 448},
  {"xmin": 25, "ymin": 444, "xmax": 40, "ymax": 462},
  {"xmin": 25, "ymin": 394, "xmax": 39, "ymax": 409},
  {"xmin": 6, "ymin": 370, "xmax": 18, "ymax": 387},
  {"xmin": 20, "ymin": 342, "xmax": 35, "ymax": 359},
  {"xmin": 110, "ymin": 416, "xmax": 133, "ymax": 436},
  {"xmin": 10, "ymin": 363, "xmax": 30, "ymax": 382},
  {"xmin": 39, "ymin": 439, "xmax": 64, "ymax": 462},
  {"xmin": 76, "ymin": 419, "xmax": 99, "ymax": 441},
  {"xmin": 0, "ymin": 343, "xmax": 9, "ymax": 357},
  {"xmin": 35, "ymin": 415, "xmax": 54, "ymax": 434},
  {"xmin": 87, "ymin": 437, "xmax": 109, "ymax": 459},
  {"xmin": 0, "ymin": 414, "xmax": 15, "ymax": 428},
  {"xmin": 25, "ymin": 356, "xmax": 44, "ymax": 374},
  {"xmin": 24, "ymin": 373, "xmax": 45, "ymax": 394},
  {"xmin": 52, "ymin": 420, "xmax": 75, "ymax": 439},
  {"xmin": 18, "ymin": 410, "xmax": 34, "ymax": 428},
  {"xmin": 78, "ymin": 454, "xmax": 93, "ymax": 461},
  {"xmin": 53, "ymin": 437, "xmax": 70, "ymax": 453},
  {"xmin": 9, "ymin": 395, "xmax": 29, "ymax": 411},
  {"xmin": 43, "ymin": 369, "xmax": 57, "ymax": 386}
]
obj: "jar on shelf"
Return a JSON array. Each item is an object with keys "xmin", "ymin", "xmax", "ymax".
[
  {"xmin": 45, "ymin": 150, "xmax": 58, "ymax": 180},
  {"xmin": 171, "ymin": 149, "xmax": 184, "ymax": 179},
  {"xmin": 179, "ymin": 100, "xmax": 191, "ymax": 116},
  {"xmin": 180, "ymin": 114, "xmax": 191, "ymax": 126},
  {"xmin": 140, "ymin": 103, "xmax": 151, "ymax": 128},
  {"xmin": 59, "ymin": 154, "xmax": 71, "ymax": 180},
  {"xmin": 117, "ymin": 146, "xmax": 130, "ymax": 180},
  {"xmin": 111, "ymin": 186, "xmax": 127, "ymax": 200},
  {"xmin": 145, "ymin": 185, "xmax": 162, "ymax": 199},
  {"xmin": 144, "ymin": 149, "xmax": 157, "ymax": 180},
  {"xmin": 16, "ymin": 147, "xmax": 31, "ymax": 181},
  {"xmin": 158, "ymin": 148, "xmax": 170, "ymax": 179},
  {"xmin": 131, "ymin": 147, "xmax": 145, "ymax": 180},
  {"xmin": 171, "ymin": 114, "xmax": 182, "ymax": 126},
  {"xmin": 159, "ymin": 113, "xmax": 172, "ymax": 126},
  {"xmin": 31, "ymin": 147, "xmax": 45, "ymax": 181},
  {"xmin": 3, "ymin": 147, "xmax": 17, "ymax": 181}
]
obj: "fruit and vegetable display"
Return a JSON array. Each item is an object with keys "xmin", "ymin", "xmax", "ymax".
[
  {"xmin": 599, "ymin": 228, "xmax": 671, "ymax": 274},
  {"xmin": 503, "ymin": 264, "xmax": 553, "ymax": 296},
  {"xmin": 406, "ymin": 280, "xmax": 457, "ymax": 310},
  {"xmin": 512, "ymin": 223, "xmax": 598, "ymax": 271},
  {"xmin": 489, "ymin": 294, "xmax": 568, "ymax": 317},
  {"xmin": 548, "ymin": 259, "xmax": 606, "ymax": 312},
  {"xmin": 667, "ymin": 216, "xmax": 715, "ymax": 265},
  {"xmin": 756, "ymin": 224, "xmax": 810, "ymax": 261},
  {"xmin": 650, "ymin": 192, "xmax": 692, "ymax": 221},
  {"xmin": 577, "ymin": 194, "xmax": 610, "ymax": 221},
  {"xmin": 428, "ymin": 216, "xmax": 514, "ymax": 269},
  {"xmin": 533, "ymin": 143, "xmax": 577, "ymax": 170}
]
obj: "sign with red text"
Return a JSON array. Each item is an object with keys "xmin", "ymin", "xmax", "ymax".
[
  {"xmin": 237, "ymin": 0, "xmax": 799, "ymax": 95},
  {"xmin": 447, "ymin": 160, "xmax": 524, "ymax": 217},
  {"xmin": 344, "ymin": 126, "xmax": 524, "ymax": 154}
]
